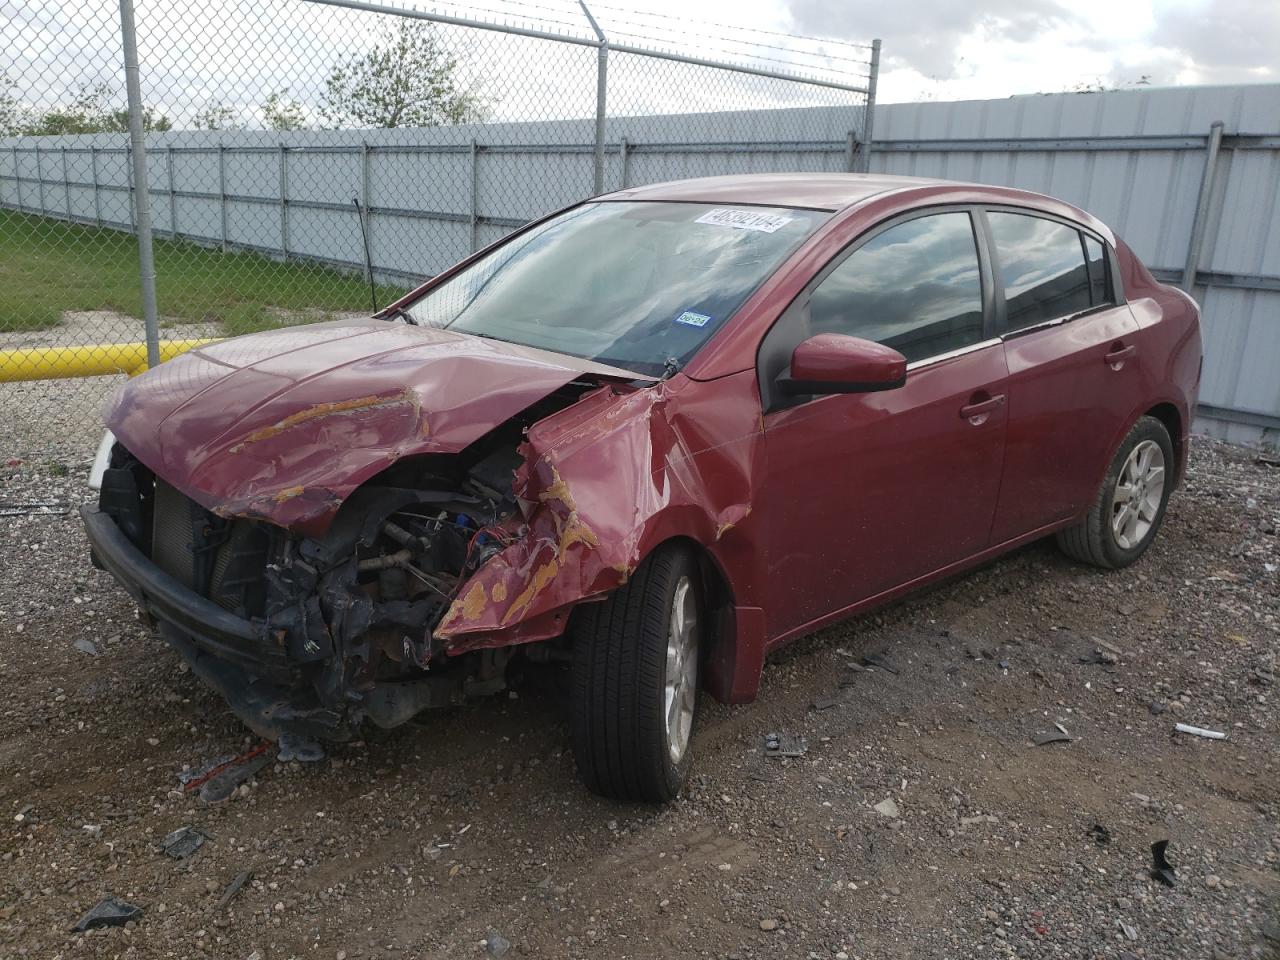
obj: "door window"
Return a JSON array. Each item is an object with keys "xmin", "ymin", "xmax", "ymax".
[
  {"xmin": 1083, "ymin": 234, "xmax": 1113, "ymax": 306},
  {"xmin": 988, "ymin": 212, "xmax": 1092, "ymax": 330},
  {"xmin": 808, "ymin": 212, "xmax": 985, "ymax": 363}
]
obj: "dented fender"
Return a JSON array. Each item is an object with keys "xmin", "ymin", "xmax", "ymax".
[{"xmin": 435, "ymin": 370, "xmax": 767, "ymax": 669}]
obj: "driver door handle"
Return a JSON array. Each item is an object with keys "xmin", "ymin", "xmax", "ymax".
[{"xmin": 959, "ymin": 393, "xmax": 1006, "ymax": 422}]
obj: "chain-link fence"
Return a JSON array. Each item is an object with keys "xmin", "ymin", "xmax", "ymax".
[{"xmin": 0, "ymin": 0, "xmax": 877, "ymax": 466}]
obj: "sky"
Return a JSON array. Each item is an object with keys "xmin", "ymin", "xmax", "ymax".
[
  {"xmin": 2, "ymin": 0, "xmax": 1277, "ymax": 128},
  {"xmin": 630, "ymin": 0, "xmax": 1280, "ymax": 103}
]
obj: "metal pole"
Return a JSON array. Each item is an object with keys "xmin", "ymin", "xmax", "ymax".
[
  {"xmin": 859, "ymin": 38, "xmax": 881, "ymax": 173},
  {"xmin": 469, "ymin": 138, "xmax": 479, "ymax": 253},
  {"xmin": 119, "ymin": 0, "xmax": 161, "ymax": 368},
  {"xmin": 619, "ymin": 136, "xmax": 630, "ymax": 188},
  {"xmin": 579, "ymin": 0, "xmax": 607, "ymax": 196},
  {"xmin": 278, "ymin": 144, "xmax": 288, "ymax": 260},
  {"xmin": 91, "ymin": 145, "xmax": 101, "ymax": 227},
  {"xmin": 10, "ymin": 146, "xmax": 18, "ymax": 212},
  {"xmin": 166, "ymin": 145, "xmax": 176, "ymax": 238},
  {"xmin": 35, "ymin": 145, "xmax": 44, "ymax": 215},
  {"xmin": 1182, "ymin": 121, "xmax": 1224, "ymax": 296},
  {"xmin": 359, "ymin": 141, "xmax": 371, "ymax": 282},
  {"xmin": 61, "ymin": 147, "xmax": 71, "ymax": 221},
  {"xmin": 217, "ymin": 143, "xmax": 227, "ymax": 252},
  {"xmin": 845, "ymin": 130, "xmax": 857, "ymax": 173}
]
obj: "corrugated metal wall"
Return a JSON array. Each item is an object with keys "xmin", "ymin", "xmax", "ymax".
[
  {"xmin": 871, "ymin": 84, "xmax": 1280, "ymax": 443},
  {"xmin": 2, "ymin": 84, "xmax": 1276, "ymax": 440}
]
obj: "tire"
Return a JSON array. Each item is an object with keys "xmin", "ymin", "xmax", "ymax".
[
  {"xmin": 1056, "ymin": 416, "xmax": 1175, "ymax": 569},
  {"xmin": 570, "ymin": 543, "xmax": 702, "ymax": 803}
]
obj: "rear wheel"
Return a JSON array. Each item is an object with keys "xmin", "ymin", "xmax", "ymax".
[
  {"xmin": 570, "ymin": 543, "xmax": 701, "ymax": 803},
  {"xmin": 1056, "ymin": 416, "xmax": 1174, "ymax": 569}
]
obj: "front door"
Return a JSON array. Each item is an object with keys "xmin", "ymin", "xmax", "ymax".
[{"xmin": 758, "ymin": 210, "xmax": 1009, "ymax": 639}]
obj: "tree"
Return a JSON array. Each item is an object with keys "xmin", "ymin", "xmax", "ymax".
[
  {"xmin": 21, "ymin": 83, "xmax": 171, "ymax": 135},
  {"xmin": 262, "ymin": 90, "xmax": 307, "ymax": 131},
  {"xmin": 193, "ymin": 100, "xmax": 243, "ymax": 130},
  {"xmin": 1, "ymin": 74, "xmax": 23, "ymax": 137},
  {"xmin": 322, "ymin": 21, "xmax": 487, "ymax": 128}
]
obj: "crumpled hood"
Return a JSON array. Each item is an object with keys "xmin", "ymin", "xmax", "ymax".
[{"xmin": 105, "ymin": 318, "xmax": 646, "ymax": 534}]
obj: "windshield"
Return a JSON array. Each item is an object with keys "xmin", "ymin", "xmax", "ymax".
[{"xmin": 405, "ymin": 200, "xmax": 828, "ymax": 377}]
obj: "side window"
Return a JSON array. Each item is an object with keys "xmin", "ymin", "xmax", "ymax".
[
  {"xmin": 808, "ymin": 212, "xmax": 984, "ymax": 363},
  {"xmin": 1084, "ymin": 235, "xmax": 1113, "ymax": 306},
  {"xmin": 988, "ymin": 212, "xmax": 1092, "ymax": 331}
]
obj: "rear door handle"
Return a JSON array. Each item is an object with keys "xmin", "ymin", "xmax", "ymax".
[
  {"xmin": 1104, "ymin": 343, "xmax": 1137, "ymax": 367},
  {"xmin": 959, "ymin": 394, "xmax": 1006, "ymax": 422}
]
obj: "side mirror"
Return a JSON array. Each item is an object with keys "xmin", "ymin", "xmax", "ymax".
[{"xmin": 778, "ymin": 333, "xmax": 908, "ymax": 396}]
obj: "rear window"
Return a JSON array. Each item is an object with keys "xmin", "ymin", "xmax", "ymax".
[{"xmin": 988, "ymin": 212, "xmax": 1092, "ymax": 331}]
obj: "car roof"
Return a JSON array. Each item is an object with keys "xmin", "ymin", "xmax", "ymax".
[
  {"xmin": 595, "ymin": 172, "xmax": 1113, "ymax": 242},
  {"xmin": 597, "ymin": 173, "xmax": 957, "ymax": 212}
]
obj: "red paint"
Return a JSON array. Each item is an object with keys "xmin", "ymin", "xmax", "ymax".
[
  {"xmin": 107, "ymin": 175, "xmax": 1201, "ymax": 704},
  {"xmin": 788, "ymin": 334, "xmax": 907, "ymax": 386}
]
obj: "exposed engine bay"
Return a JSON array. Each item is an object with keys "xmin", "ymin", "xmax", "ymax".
[{"xmin": 92, "ymin": 381, "xmax": 598, "ymax": 741}]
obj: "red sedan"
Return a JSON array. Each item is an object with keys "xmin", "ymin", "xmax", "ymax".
[{"xmin": 84, "ymin": 173, "xmax": 1202, "ymax": 801}]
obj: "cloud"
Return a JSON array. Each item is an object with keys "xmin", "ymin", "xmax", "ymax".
[
  {"xmin": 1151, "ymin": 0, "xmax": 1279, "ymax": 69},
  {"xmin": 785, "ymin": 0, "xmax": 1080, "ymax": 79}
]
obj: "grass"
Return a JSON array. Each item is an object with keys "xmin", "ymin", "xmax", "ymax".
[{"xmin": 0, "ymin": 209, "xmax": 410, "ymax": 337}]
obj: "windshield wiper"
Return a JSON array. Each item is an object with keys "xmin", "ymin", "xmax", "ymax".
[{"xmin": 662, "ymin": 356, "xmax": 683, "ymax": 379}]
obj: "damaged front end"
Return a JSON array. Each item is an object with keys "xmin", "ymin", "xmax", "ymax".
[{"xmin": 82, "ymin": 387, "xmax": 596, "ymax": 741}]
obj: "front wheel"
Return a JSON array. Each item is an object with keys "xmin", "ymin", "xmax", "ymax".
[
  {"xmin": 570, "ymin": 543, "xmax": 702, "ymax": 803},
  {"xmin": 1056, "ymin": 415, "xmax": 1175, "ymax": 569}
]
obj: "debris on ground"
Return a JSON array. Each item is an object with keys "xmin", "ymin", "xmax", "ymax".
[
  {"xmin": 190, "ymin": 745, "xmax": 273, "ymax": 805},
  {"xmin": 764, "ymin": 732, "xmax": 807, "ymax": 758},
  {"xmin": 71, "ymin": 897, "xmax": 143, "ymax": 932},
  {"xmin": 1151, "ymin": 840, "xmax": 1178, "ymax": 887},
  {"xmin": 1174, "ymin": 723, "xmax": 1227, "ymax": 740},
  {"xmin": 485, "ymin": 928, "xmax": 513, "ymax": 957},
  {"xmin": 215, "ymin": 870, "xmax": 253, "ymax": 913},
  {"xmin": 873, "ymin": 797, "xmax": 901, "ymax": 818},
  {"xmin": 1032, "ymin": 730, "xmax": 1073, "ymax": 746},
  {"xmin": 72, "ymin": 638, "xmax": 97, "ymax": 656},
  {"xmin": 158, "ymin": 826, "xmax": 208, "ymax": 860},
  {"xmin": 862, "ymin": 652, "xmax": 900, "ymax": 674},
  {"xmin": 0, "ymin": 499, "xmax": 71, "ymax": 517},
  {"xmin": 1087, "ymin": 823, "xmax": 1111, "ymax": 845}
]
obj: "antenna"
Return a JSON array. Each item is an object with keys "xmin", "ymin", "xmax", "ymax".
[{"xmin": 352, "ymin": 195, "xmax": 377, "ymax": 313}]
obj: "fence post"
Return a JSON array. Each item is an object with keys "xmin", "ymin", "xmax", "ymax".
[
  {"xmin": 858, "ymin": 38, "xmax": 881, "ymax": 173},
  {"xmin": 359, "ymin": 141, "xmax": 371, "ymax": 283},
  {"xmin": 619, "ymin": 136, "xmax": 629, "ymax": 188},
  {"xmin": 278, "ymin": 144, "xmax": 288, "ymax": 260},
  {"xmin": 118, "ymin": 0, "xmax": 161, "ymax": 368},
  {"xmin": 166, "ymin": 145, "xmax": 176, "ymax": 238},
  {"xmin": 1182, "ymin": 121, "xmax": 1225, "ymax": 296},
  {"xmin": 10, "ymin": 145, "xmax": 18, "ymax": 212},
  {"xmin": 845, "ymin": 130, "xmax": 857, "ymax": 172},
  {"xmin": 90, "ymin": 145, "xmax": 101, "ymax": 227},
  {"xmin": 61, "ymin": 146, "xmax": 72, "ymax": 221},
  {"xmin": 218, "ymin": 142, "xmax": 227, "ymax": 252},
  {"xmin": 469, "ymin": 138, "xmax": 479, "ymax": 253},
  {"xmin": 578, "ymin": 1, "xmax": 607, "ymax": 195},
  {"xmin": 35, "ymin": 144, "xmax": 44, "ymax": 215}
]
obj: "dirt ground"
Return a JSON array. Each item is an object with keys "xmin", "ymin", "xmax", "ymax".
[{"xmin": 0, "ymin": 436, "xmax": 1277, "ymax": 960}]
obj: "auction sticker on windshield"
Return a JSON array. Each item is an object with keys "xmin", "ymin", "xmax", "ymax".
[{"xmin": 695, "ymin": 208, "xmax": 795, "ymax": 233}]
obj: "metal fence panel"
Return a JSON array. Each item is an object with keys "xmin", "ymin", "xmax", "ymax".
[
  {"xmin": 869, "ymin": 82, "xmax": 1280, "ymax": 441},
  {"xmin": 0, "ymin": 0, "xmax": 874, "ymax": 467}
]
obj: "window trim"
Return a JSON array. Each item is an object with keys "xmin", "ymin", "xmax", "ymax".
[
  {"xmin": 756, "ymin": 203, "xmax": 998, "ymax": 412},
  {"xmin": 980, "ymin": 205, "xmax": 1125, "ymax": 340}
]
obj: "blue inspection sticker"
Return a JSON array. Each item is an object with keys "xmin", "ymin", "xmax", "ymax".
[{"xmin": 673, "ymin": 310, "xmax": 711, "ymax": 328}]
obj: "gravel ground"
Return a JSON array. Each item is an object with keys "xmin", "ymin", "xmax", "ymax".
[{"xmin": 0, "ymin": 434, "xmax": 1277, "ymax": 960}]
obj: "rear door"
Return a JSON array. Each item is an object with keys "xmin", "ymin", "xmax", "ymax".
[
  {"xmin": 759, "ymin": 209, "xmax": 1009, "ymax": 639},
  {"xmin": 983, "ymin": 210, "xmax": 1144, "ymax": 543}
]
